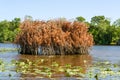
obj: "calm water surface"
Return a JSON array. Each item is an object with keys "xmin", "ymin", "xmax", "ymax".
[
  {"xmin": 0, "ymin": 43, "xmax": 120, "ymax": 80},
  {"xmin": 91, "ymin": 46, "xmax": 120, "ymax": 63}
]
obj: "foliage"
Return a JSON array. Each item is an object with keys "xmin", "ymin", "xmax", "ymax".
[
  {"xmin": 76, "ymin": 16, "xmax": 120, "ymax": 45},
  {"xmin": 1, "ymin": 15, "xmax": 120, "ymax": 45},
  {"xmin": 76, "ymin": 16, "xmax": 85, "ymax": 22},
  {"xmin": 15, "ymin": 19, "xmax": 93, "ymax": 55},
  {"xmin": 89, "ymin": 16, "xmax": 116, "ymax": 45},
  {"xmin": 113, "ymin": 18, "xmax": 120, "ymax": 27},
  {"xmin": 0, "ymin": 18, "xmax": 21, "ymax": 42}
]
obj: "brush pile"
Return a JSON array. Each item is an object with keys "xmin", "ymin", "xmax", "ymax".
[{"xmin": 15, "ymin": 19, "xmax": 93, "ymax": 55}]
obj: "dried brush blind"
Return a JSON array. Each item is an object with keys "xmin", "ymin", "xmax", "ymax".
[{"xmin": 15, "ymin": 19, "xmax": 93, "ymax": 55}]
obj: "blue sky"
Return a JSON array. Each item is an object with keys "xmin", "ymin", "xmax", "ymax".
[{"xmin": 0, "ymin": 0, "xmax": 120, "ymax": 22}]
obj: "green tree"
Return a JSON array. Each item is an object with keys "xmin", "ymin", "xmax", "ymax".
[
  {"xmin": 76, "ymin": 16, "xmax": 85, "ymax": 22},
  {"xmin": 113, "ymin": 18, "xmax": 120, "ymax": 27},
  {"xmin": 0, "ymin": 20, "xmax": 10, "ymax": 42},
  {"xmin": 9, "ymin": 18, "xmax": 21, "ymax": 30},
  {"xmin": 89, "ymin": 16, "xmax": 113, "ymax": 45},
  {"xmin": 0, "ymin": 18, "xmax": 21, "ymax": 42},
  {"xmin": 112, "ymin": 19, "xmax": 120, "ymax": 44},
  {"xmin": 76, "ymin": 16, "xmax": 90, "ymax": 27}
]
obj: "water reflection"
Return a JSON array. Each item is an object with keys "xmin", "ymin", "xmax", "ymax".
[
  {"xmin": 1, "ymin": 44, "xmax": 120, "ymax": 79},
  {"xmin": 18, "ymin": 55, "xmax": 92, "ymax": 66},
  {"xmin": 0, "ymin": 43, "xmax": 93, "ymax": 79},
  {"xmin": 17, "ymin": 54, "xmax": 92, "ymax": 78}
]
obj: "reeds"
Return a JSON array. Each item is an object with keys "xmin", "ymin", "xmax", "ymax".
[{"xmin": 15, "ymin": 19, "xmax": 93, "ymax": 55}]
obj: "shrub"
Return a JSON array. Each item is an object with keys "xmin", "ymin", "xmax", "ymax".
[{"xmin": 15, "ymin": 19, "xmax": 93, "ymax": 55}]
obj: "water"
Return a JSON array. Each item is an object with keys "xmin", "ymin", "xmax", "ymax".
[
  {"xmin": 0, "ymin": 43, "xmax": 120, "ymax": 80},
  {"xmin": 91, "ymin": 46, "xmax": 120, "ymax": 63},
  {"xmin": 0, "ymin": 43, "xmax": 17, "ymax": 48}
]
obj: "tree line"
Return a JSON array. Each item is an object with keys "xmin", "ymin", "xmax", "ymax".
[
  {"xmin": 0, "ymin": 18, "xmax": 20, "ymax": 42},
  {"xmin": 77, "ymin": 16, "xmax": 120, "ymax": 45},
  {"xmin": 0, "ymin": 15, "xmax": 120, "ymax": 45}
]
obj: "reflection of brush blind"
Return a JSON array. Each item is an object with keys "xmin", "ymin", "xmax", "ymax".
[{"xmin": 15, "ymin": 19, "xmax": 93, "ymax": 55}]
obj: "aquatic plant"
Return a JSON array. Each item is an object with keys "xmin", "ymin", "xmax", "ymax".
[
  {"xmin": 15, "ymin": 19, "xmax": 93, "ymax": 55},
  {"xmin": 0, "ymin": 58, "xmax": 120, "ymax": 80},
  {"xmin": 0, "ymin": 48, "xmax": 18, "ymax": 52},
  {"xmin": 86, "ymin": 61, "xmax": 120, "ymax": 80}
]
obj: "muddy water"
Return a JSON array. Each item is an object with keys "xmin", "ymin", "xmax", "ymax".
[
  {"xmin": 18, "ymin": 54, "xmax": 92, "ymax": 66},
  {"xmin": 0, "ymin": 43, "xmax": 92, "ymax": 79},
  {"xmin": 0, "ymin": 54, "xmax": 92, "ymax": 79},
  {"xmin": 0, "ymin": 44, "xmax": 120, "ymax": 80},
  {"xmin": 18, "ymin": 55, "xmax": 92, "ymax": 79}
]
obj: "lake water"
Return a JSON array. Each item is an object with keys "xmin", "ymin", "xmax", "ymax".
[
  {"xmin": 0, "ymin": 43, "xmax": 120, "ymax": 80},
  {"xmin": 91, "ymin": 46, "xmax": 120, "ymax": 64}
]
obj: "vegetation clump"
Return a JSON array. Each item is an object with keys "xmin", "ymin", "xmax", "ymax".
[
  {"xmin": 15, "ymin": 19, "xmax": 93, "ymax": 55},
  {"xmin": 0, "ymin": 48, "xmax": 17, "ymax": 52}
]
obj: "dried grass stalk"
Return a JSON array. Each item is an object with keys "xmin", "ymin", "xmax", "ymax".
[{"xmin": 14, "ymin": 19, "xmax": 93, "ymax": 55}]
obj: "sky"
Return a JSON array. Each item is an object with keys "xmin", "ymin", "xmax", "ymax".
[{"xmin": 0, "ymin": 0, "xmax": 120, "ymax": 22}]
